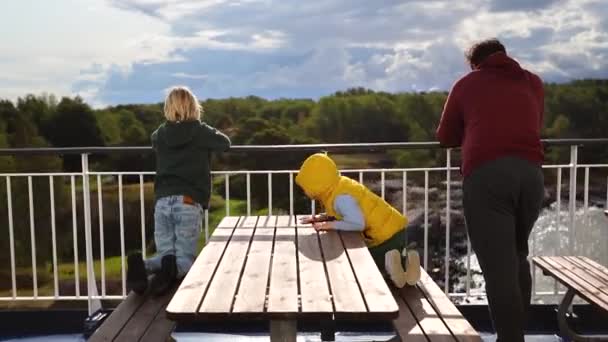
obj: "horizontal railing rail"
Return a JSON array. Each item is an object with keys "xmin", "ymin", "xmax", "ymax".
[{"xmin": 1, "ymin": 138, "xmax": 608, "ymax": 156}]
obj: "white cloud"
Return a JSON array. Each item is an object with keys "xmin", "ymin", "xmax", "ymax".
[
  {"xmin": 172, "ymin": 72, "xmax": 208, "ymax": 79},
  {"xmin": 1, "ymin": 0, "xmax": 607, "ymax": 106},
  {"xmin": 0, "ymin": 0, "xmax": 171, "ymax": 104}
]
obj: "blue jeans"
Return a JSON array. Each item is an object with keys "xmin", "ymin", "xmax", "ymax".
[{"xmin": 144, "ymin": 195, "xmax": 202, "ymax": 278}]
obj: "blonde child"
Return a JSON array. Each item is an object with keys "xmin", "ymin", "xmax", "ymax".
[
  {"xmin": 127, "ymin": 86, "xmax": 231, "ymax": 296},
  {"xmin": 296, "ymin": 153, "xmax": 420, "ymax": 288}
]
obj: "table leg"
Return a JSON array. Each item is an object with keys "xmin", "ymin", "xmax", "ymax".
[
  {"xmin": 557, "ymin": 288, "xmax": 608, "ymax": 341},
  {"xmin": 320, "ymin": 319, "xmax": 335, "ymax": 341},
  {"xmin": 270, "ymin": 320, "xmax": 297, "ymax": 342}
]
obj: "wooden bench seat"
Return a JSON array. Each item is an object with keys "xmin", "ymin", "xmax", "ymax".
[
  {"xmin": 391, "ymin": 269, "xmax": 481, "ymax": 341},
  {"xmin": 533, "ymin": 256, "xmax": 608, "ymax": 341},
  {"xmin": 88, "ymin": 286, "xmax": 177, "ymax": 342}
]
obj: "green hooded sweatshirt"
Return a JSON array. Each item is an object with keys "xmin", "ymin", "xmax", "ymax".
[{"xmin": 151, "ymin": 121, "xmax": 231, "ymax": 208}]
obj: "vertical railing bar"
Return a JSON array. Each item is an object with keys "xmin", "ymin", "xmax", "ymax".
[
  {"xmin": 81, "ymin": 153, "xmax": 97, "ymax": 315},
  {"xmin": 49, "ymin": 176, "xmax": 59, "ymax": 298},
  {"xmin": 246, "ymin": 173, "xmax": 251, "ymax": 216},
  {"xmin": 554, "ymin": 168, "xmax": 562, "ymax": 295},
  {"xmin": 381, "ymin": 171, "xmax": 385, "ymax": 199},
  {"xmin": 204, "ymin": 209, "xmax": 209, "ymax": 245},
  {"xmin": 6, "ymin": 176, "xmax": 16, "ymax": 299},
  {"xmin": 532, "ymin": 217, "xmax": 537, "ymax": 297},
  {"xmin": 583, "ymin": 167, "xmax": 589, "ymax": 214},
  {"xmin": 97, "ymin": 175, "xmax": 106, "ymax": 297},
  {"xmin": 466, "ymin": 236, "xmax": 471, "ymax": 297},
  {"xmin": 118, "ymin": 175, "xmax": 126, "ymax": 297},
  {"xmin": 289, "ymin": 172, "xmax": 294, "ymax": 216},
  {"xmin": 424, "ymin": 170, "xmax": 429, "ymax": 271},
  {"xmin": 225, "ymin": 174, "xmax": 230, "ymax": 216},
  {"xmin": 312, "ymin": 200, "xmax": 316, "ymax": 216},
  {"xmin": 139, "ymin": 175, "xmax": 146, "ymax": 258},
  {"xmin": 27, "ymin": 176, "xmax": 38, "ymax": 298},
  {"xmin": 268, "ymin": 173, "xmax": 272, "ymax": 215},
  {"xmin": 568, "ymin": 146, "xmax": 578, "ymax": 254},
  {"xmin": 359, "ymin": 172, "xmax": 363, "ymax": 184},
  {"xmin": 402, "ymin": 171, "xmax": 407, "ymax": 215},
  {"xmin": 556, "ymin": 168, "xmax": 563, "ymax": 250},
  {"xmin": 444, "ymin": 149, "xmax": 451, "ymax": 294},
  {"xmin": 71, "ymin": 175, "xmax": 80, "ymax": 297}
]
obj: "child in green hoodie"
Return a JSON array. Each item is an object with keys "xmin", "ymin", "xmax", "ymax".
[{"xmin": 127, "ymin": 86, "xmax": 231, "ymax": 296}]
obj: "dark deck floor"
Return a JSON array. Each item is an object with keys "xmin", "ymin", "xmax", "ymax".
[
  {"xmin": 0, "ymin": 332, "xmax": 567, "ymax": 342},
  {"xmin": 1, "ymin": 304, "xmax": 607, "ymax": 341}
]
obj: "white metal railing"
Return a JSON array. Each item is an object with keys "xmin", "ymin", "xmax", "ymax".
[{"xmin": 0, "ymin": 143, "xmax": 607, "ymax": 314}]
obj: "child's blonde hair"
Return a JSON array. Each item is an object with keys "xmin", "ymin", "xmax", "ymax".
[{"xmin": 164, "ymin": 86, "xmax": 202, "ymax": 122}]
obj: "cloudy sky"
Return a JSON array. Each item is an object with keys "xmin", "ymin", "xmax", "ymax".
[{"xmin": 1, "ymin": 0, "xmax": 607, "ymax": 107}]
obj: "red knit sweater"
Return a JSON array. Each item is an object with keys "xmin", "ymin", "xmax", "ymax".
[{"xmin": 436, "ymin": 52, "xmax": 544, "ymax": 177}]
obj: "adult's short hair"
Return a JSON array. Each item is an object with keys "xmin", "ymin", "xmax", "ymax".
[{"xmin": 465, "ymin": 38, "xmax": 506, "ymax": 68}]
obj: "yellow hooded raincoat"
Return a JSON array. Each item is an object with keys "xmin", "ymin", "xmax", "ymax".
[{"xmin": 295, "ymin": 153, "xmax": 407, "ymax": 247}]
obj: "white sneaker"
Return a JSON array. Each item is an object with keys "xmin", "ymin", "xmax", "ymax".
[
  {"xmin": 404, "ymin": 249, "xmax": 421, "ymax": 285},
  {"xmin": 385, "ymin": 249, "xmax": 407, "ymax": 288}
]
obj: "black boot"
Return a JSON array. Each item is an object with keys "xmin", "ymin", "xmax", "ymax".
[
  {"xmin": 150, "ymin": 254, "xmax": 177, "ymax": 296},
  {"xmin": 127, "ymin": 252, "xmax": 148, "ymax": 295}
]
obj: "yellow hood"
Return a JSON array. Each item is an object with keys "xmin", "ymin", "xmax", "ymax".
[{"xmin": 295, "ymin": 153, "xmax": 340, "ymax": 200}]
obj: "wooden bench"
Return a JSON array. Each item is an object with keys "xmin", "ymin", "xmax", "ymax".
[
  {"xmin": 88, "ymin": 286, "xmax": 177, "ymax": 342},
  {"xmin": 533, "ymin": 256, "xmax": 608, "ymax": 341},
  {"xmin": 391, "ymin": 268, "xmax": 481, "ymax": 341}
]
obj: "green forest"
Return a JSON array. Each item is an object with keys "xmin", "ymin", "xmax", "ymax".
[
  {"xmin": 2, "ymin": 79, "xmax": 607, "ymax": 172},
  {"xmin": 0, "ymin": 79, "xmax": 607, "ymax": 298}
]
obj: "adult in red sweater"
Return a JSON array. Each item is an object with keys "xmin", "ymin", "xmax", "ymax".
[{"xmin": 437, "ymin": 39, "xmax": 544, "ymax": 342}]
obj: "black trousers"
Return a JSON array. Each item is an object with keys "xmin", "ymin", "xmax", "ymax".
[{"xmin": 463, "ymin": 157, "xmax": 544, "ymax": 342}]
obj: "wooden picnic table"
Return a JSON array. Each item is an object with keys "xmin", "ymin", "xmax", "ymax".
[{"xmin": 166, "ymin": 215, "xmax": 399, "ymax": 341}]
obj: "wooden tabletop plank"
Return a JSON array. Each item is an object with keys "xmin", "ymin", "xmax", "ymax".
[
  {"xmin": 580, "ymin": 256, "xmax": 608, "ymax": 275},
  {"xmin": 392, "ymin": 288, "xmax": 429, "ymax": 342},
  {"xmin": 398, "ymin": 286, "xmax": 455, "ymax": 342},
  {"xmin": 296, "ymin": 218, "xmax": 333, "ymax": 314},
  {"xmin": 267, "ymin": 216, "xmax": 299, "ymax": 313},
  {"xmin": 199, "ymin": 216, "xmax": 258, "ymax": 313},
  {"xmin": 536, "ymin": 257, "xmax": 608, "ymax": 301},
  {"xmin": 240, "ymin": 215, "xmax": 260, "ymax": 228},
  {"xmin": 535, "ymin": 257, "xmax": 608, "ymax": 312},
  {"xmin": 340, "ymin": 232, "xmax": 398, "ymax": 316},
  {"xmin": 233, "ymin": 216, "xmax": 276, "ymax": 313},
  {"xmin": 567, "ymin": 256, "xmax": 608, "ymax": 284},
  {"xmin": 166, "ymin": 216, "xmax": 240, "ymax": 318},
  {"xmin": 214, "ymin": 216, "xmax": 242, "ymax": 229},
  {"xmin": 555, "ymin": 257, "xmax": 608, "ymax": 296},
  {"xmin": 318, "ymin": 230, "xmax": 367, "ymax": 316},
  {"xmin": 541, "ymin": 257, "xmax": 608, "ymax": 309},
  {"xmin": 276, "ymin": 214, "xmax": 297, "ymax": 228},
  {"xmin": 114, "ymin": 287, "xmax": 176, "ymax": 342},
  {"xmin": 418, "ymin": 269, "xmax": 481, "ymax": 342}
]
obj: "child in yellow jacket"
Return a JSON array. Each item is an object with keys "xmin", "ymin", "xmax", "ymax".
[{"xmin": 296, "ymin": 153, "xmax": 420, "ymax": 288}]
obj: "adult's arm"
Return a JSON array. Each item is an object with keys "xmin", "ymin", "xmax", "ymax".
[{"xmin": 436, "ymin": 80, "xmax": 465, "ymax": 147}]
